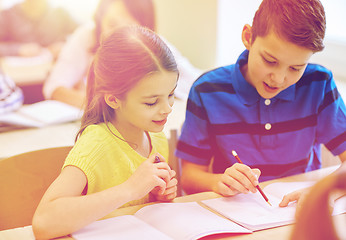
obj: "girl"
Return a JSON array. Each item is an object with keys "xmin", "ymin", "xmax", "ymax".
[{"xmin": 32, "ymin": 25, "xmax": 179, "ymax": 239}]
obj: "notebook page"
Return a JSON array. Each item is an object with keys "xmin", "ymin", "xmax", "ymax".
[
  {"xmin": 134, "ymin": 202, "xmax": 251, "ymax": 240},
  {"xmin": 263, "ymin": 181, "xmax": 316, "ymax": 199},
  {"xmin": 72, "ymin": 215, "xmax": 173, "ymax": 240},
  {"xmin": 202, "ymin": 192, "xmax": 296, "ymax": 231}
]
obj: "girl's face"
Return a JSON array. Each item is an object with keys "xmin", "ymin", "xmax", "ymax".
[
  {"xmin": 113, "ymin": 71, "xmax": 178, "ymax": 134},
  {"xmin": 242, "ymin": 27, "xmax": 313, "ymax": 99},
  {"xmin": 101, "ymin": 1, "xmax": 139, "ymax": 37}
]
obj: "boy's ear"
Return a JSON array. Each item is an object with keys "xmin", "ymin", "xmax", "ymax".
[
  {"xmin": 104, "ymin": 94, "xmax": 120, "ymax": 109},
  {"xmin": 242, "ymin": 24, "xmax": 252, "ymax": 50}
]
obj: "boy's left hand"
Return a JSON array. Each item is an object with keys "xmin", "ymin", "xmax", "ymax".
[{"xmin": 279, "ymin": 188, "xmax": 311, "ymax": 212}]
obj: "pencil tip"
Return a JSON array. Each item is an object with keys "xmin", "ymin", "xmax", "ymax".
[
  {"xmin": 232, "ymin": 150, "xmax": 237, "ymax": 156},
  {"xmin": 267, "ymin": 201, "xmax": 272, "ymax": 206}
]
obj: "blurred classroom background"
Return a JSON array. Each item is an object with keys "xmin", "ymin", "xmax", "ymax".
[
  {"xmin": 1, "ymin": 0, "xmax": 345, "ymax": 101},
  {"xmin": 0, "ymin": 0, "xmax": 345, "ymax": 165}
]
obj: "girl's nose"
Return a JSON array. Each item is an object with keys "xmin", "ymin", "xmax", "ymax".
[{"xmin": 161, "ymin": 99, "xmax": 173, "ymax": 115}]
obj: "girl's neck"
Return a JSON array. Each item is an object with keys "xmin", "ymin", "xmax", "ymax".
[{"xmin": 111, "ymin": 121, "xmax": 151, "ymax": 158}]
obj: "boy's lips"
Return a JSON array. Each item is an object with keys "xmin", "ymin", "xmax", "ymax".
[
  {"xmin": 263, "ymin": 82, "xmax": 279, "ymax": 93},
  {"xmin": 153, "ymin": 118, "xmax": 167, "ymax": 126}
]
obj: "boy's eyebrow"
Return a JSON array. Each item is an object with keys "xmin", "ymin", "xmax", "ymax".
[
  {"xmin": 142, "ymin": 83, "xmax": 178, "ymax": 99},
  {"xmin": 262, "ymin": 51, "xmax": 307, "ymax": 67}
]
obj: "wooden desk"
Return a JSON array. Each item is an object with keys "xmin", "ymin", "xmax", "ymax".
[
  {"xmin": 0, "ymin": 98, "xmax": 186, "ymax": 159},
  {"xmin": 0, "ymin": 165, "xmax": 344, "ymax": 240}
]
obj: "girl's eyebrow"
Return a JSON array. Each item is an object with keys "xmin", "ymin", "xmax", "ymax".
[{"xmin": 142, "ymin": 83, "xmax": 178, "ymax": 99}]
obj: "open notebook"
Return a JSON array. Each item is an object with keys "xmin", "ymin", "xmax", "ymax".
[
  {"xmin": 0, "ymin": 100, "xmax": 82, "ymax": 130},
  {"xmin": 72, "ymin": 202, "xmax": 251, "ymax": 240},
  {"xmin": 202, "ymin": 181, "xmax": 346, "ymax": 231}
]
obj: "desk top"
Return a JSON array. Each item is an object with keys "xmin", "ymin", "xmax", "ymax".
[
  {"xmin": 1, "ymin": 99, "xmax": 186, "ymax": 159},
  {"xmin": 1, "ymin": 165, "xmax": 343, "ymax": 240}
]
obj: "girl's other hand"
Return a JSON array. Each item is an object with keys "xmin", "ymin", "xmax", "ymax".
[
  {"xmin": 126, "ymin": 154, "xmax": 172, "ymax": 201},
  {"xmin": 151, "ymin": 168, "xmax": 178, "ymax": 202}
]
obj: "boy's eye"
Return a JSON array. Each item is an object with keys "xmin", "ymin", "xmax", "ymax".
[
  {"xmin": 290, "ymin": 66, "xmax": 300, "ymax": 72},
  {"xmin": 263, "ymin": 58, "xmax": 276, "ymax": 65}
]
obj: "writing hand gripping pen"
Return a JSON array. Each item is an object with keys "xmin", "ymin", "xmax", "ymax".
[{"xmin": 232, "ymin": 150, "xmax": 272, "ymax": 206}]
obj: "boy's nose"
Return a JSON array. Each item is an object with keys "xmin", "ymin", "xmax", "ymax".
[{"xmin": 271, "ymin": 69, "xmax": 286, "ymax": 85}]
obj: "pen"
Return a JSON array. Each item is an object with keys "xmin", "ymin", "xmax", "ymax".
[
  {"xmin": 232, "ymin": 150, "xmax": 272, "ymax": 206},
  {"xmin": 154, "ymin": 156, "xmax": 161, "ymax": 163}
]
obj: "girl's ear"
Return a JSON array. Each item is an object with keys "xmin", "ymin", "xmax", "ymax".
[
  {"xmin": 241, "ymin": 24, "xmax": 252, "ymax": 50},
  {"xmin": 104, "ymin": 94, "xmax": 120, "ymax": 109}
]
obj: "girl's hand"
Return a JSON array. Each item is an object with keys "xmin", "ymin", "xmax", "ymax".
[
  {"xmin": 216, "ymin": 163, "xmax": 261, "ymax": 196},
  {"xmin": 126, "ymin": 154, "xmax": 172, "ymax": 201},
  {"xmin": 151, "ymin": 169, "xmax": 178, "ymax": 202}
]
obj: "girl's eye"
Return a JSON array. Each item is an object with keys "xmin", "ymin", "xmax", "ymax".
[{"xmin": 145, "ymin": 101, "xmax": 157, "ymax": 107}]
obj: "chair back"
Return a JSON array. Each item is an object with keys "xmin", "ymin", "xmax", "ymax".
[{"xmin": 0, "ymin": 146, "xmax": 72, "ymax": 230}]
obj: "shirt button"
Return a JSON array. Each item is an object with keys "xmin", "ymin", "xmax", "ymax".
[
  {"xmin": 265, "ymin": 123, "xmax": 271, "ymax": 130},
  {"xmin": 265, "ymin": 99, "xmax": 271, "ymax": 105}
]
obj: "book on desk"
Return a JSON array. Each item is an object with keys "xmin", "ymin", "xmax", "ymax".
[
  {"xmin": 0, "ymin": 100, "xmax": 82, "ymax": 132},
  {"xmin": 72, "ymin": 181, "xmax": 346, "ymax": 240}
]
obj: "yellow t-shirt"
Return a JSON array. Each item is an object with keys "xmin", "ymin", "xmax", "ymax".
[{"xmin": 63, "ymin": 123, "xmax": 168, "ymax": 209}]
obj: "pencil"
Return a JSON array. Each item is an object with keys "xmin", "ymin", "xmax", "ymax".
[{"xmin": 231, "ymin": 150, "xmax": 272, "ymax": 206}]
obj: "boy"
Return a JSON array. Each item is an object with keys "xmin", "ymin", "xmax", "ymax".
[{"xmin": 175, "ymin": 0, "xmax": 346, "ymax": 206}]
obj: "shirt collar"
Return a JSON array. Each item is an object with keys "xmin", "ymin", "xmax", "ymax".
[{"xmin": 234, "ymin": 50, "xmax": 295, "ymax": 106}]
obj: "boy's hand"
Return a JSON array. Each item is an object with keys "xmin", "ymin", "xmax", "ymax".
[{"xmin": 216, "ymin": 163, "xmax": 261, "ymax": 196}]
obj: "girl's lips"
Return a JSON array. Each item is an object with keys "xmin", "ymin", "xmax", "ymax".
[{"xmin": 153, "ymin": 118, "xmax": 167, "ymax": 126}]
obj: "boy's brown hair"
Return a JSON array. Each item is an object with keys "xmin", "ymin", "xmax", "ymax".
[{"xmin": 251, "ymin": 0, "xmax": 326, "ymax": 52}]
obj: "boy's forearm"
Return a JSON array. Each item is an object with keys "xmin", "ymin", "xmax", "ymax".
[{"xmin": 180, "ymin": 161, "xmax": 222, "ymax": 194}]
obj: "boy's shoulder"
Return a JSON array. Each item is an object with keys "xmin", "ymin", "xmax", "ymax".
[
  {"xmin": 299, "ymin": 63, "xmax": 333, "ymax": 85},
  {"xmin": 193, "ymin": 64, "xmax": 236, "ymax": 87},
  {"xmin": 304, "ymin": 63, "xmax": 332, "ymax": 77}
]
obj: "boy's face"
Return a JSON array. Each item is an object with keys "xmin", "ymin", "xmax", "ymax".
[{"xmin": 242, "ymin": 26, "xmax": 314, "ymax": 99}]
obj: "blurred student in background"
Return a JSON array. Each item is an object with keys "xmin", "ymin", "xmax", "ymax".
[
  {"xmin": 0, "ymin": 0, "xmax": 78, "ymax": 59},
  {"xmin": 43, "ymin": 0, "xmax": 202, "ymax": 109}
]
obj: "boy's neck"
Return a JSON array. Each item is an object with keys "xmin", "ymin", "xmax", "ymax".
[{"xmin": 240, "ymin": 63, "xmax": 252, "ymax": 87}]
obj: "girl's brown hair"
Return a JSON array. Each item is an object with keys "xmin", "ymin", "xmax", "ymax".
[{"xmin": 76, "ymin": 25, "xmax": 178, "ymax": 140}]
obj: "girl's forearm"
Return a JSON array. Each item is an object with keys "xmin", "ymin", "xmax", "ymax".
[{"xmin": 33, "ymin": 183, "xmax": 135, "ymax": 240}]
